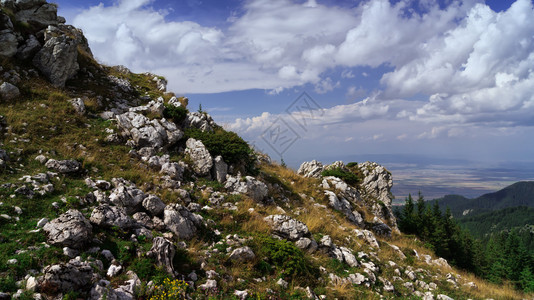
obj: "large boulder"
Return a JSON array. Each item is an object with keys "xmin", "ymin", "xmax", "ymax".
[
  {"xmin": 0, "ymin": 12, "xmax": 17, "ymax": 58},
  {"xmin": 43, "ymin": 209, "xmax": 92, "ymax": 249},
  {"xmin": 225, "ymin": 175, "xmax": 268, "ymax": 202},
  {"xmin": 228, "ymin": 246, "xmax": 255, "ymax": 262},
  {"xmin": 212, "ymin": 155, "xmax": 227, "ymax": 183},
  {"xmin": 32, "ymin": 25, "xmax": 80, "ymax": 87},
  {"xmin": 0, "ymin": 82, "xmax": 20, "ymax": 100},
  {"xmin": 14, "ymin": 1, "xmax": 59, "ymax": 30},
  {"xmin": 17, "ymin": 34, "xmax": 41, "ymax": 60},
  {"xmin": 142, "ymin": 194, "xmax": 166, "ymax": 216},
  {"xmin": 90, "ymin": 204, "xmax": 136, "ymax": 230},
  {"xmin": 146, "ymin": 237, "xmax": 176, "ymax": 275},
  {"xmin": 185, "ymin": 138, "xmax": 213, "ymax": 176},
  {"xmin": 358, "ymin": 162, "xmax": 396, "ymax": 228},
  {"xmin": 163, "ymin": 204, "xmax": 204, "ymax": 240},
  {"xmin": 264, "ymin": 215, "xmax": 310, "ymax": 241},
  {"xmin": 37, "ymin": 257, "xmax": 95, "ymax": 296},
  {"xmin": 297, "ymin": 160, "xmax": 324, "ymax": 178}
]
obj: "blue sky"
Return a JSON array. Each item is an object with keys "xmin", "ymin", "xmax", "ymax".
[{"xmin": 54, "ymin": 0, "xmax": 534, "ymax": 197}]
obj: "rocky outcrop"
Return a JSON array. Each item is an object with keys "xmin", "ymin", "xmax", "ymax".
[
  {"xmin": 225, "ymin": 175, "xmax": 268, "ymax": 202},
  {"xmin": 108, "ymin": 183, "xmax": 146, "ymax": 214},
  {"xmin": 32, "ymin": 26, "xmax": 81, "ymax": 87},
  {"xmin": 297, "ymin": 160, "xmax": 324, "ymax": 178},
  {"xmin": 183, "ymin": 111, "xmax": 215, "ymax": 132},
  {"xmin": 319, "ymin": 235, "xmax": 359, "ymax": 267},
  {"xmin": 213, "ymin": 155, "xmax": 228, "ymax": 183},
  {"xmin": 116, "ymin": 112, "xmax": 183, "ymax": 150},
  {"xmin": 358, "ymin": 162, "xmax": 396, "ymax": 228},
  {"xmin": 0, "ymin": 11, "xmax": 17, "ymax": 58},
  {"xmin": 142, "ymin": 194, "xmax": 166, "ymax": 216},
  {"xmin": 43, "ymin": 209, "xmax": 92, "ymax": 249},
  {"xmin": 146, "ymin": 237, "xmax": 176, "ymax": 275},
  {"xmin": 325, "ymin": 190, "xmax": 364, "ymax": 226},
  {"xmin": 185, "ymin": 138, "xmax": 213, "ymax": 176},
  {"xmin": 163, "ymin": 204, "xmax": 204, "ymax": 239},
  {"xmin": 37, "ymin": 257, "xmax": 95, "ymax": 296}
]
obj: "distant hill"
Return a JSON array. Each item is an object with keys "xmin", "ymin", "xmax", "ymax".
[
  {"xmin": 430, "ymin": 181, "xmax": 534, "ymax": 218},
  {"xmin": 458, "ymin": 206, "xmax": 534, "ymax": 237}
]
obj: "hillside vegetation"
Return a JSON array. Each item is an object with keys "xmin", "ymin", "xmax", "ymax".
[{"xmin": 0, "ymin": 1, "xmax": 532, "ymax": 299}]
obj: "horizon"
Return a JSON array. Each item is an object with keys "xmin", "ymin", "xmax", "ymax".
[{"xmin": 54, "ymin": 0, "xmax": 534, "ymax": 198}]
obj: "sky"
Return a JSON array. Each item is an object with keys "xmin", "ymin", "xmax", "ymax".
[{"xmin": 54, "ymin": 0, "xmax": 534, "ymax": 198}]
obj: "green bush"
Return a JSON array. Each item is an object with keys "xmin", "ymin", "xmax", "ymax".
[
  {"xmin": 185, "ymin": 128, "xmax": 256, "ymax": 172},
  {"xmin": 346, "ymin": 162, "xmax": 358, "ymax": 168},
  {"xmin": 254, "ymin": 235, "xmax": 311, "ymax": 279},
  {"xmin": 321, "ymin": 167, "xmax": 360, "ymax": 186},
  {"xmin": 163, "ymin": 104, "xmax": 188, "ymax": 124}
]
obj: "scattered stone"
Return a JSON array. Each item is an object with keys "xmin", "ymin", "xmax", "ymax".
[
  {"xmin": 90, "ymin": 204, "xmax": 135, "ymax": 230},
  {"xmin": 297, "ymin": 160, "xmax": 324, "ymax": 178},
  {"xmin": 37, "ymin": 257, "xmax": 94, "ymax": 295},
  {"xmin": 163, "ymin": 204, "xmax": 204, "ymax": 240},
  {"xmin": 142, "ymin": 194, "xmax": 166, "ymax": 216},
  {"xmin": 225, "ymin": 175, "xmax": 268, "ymax": 202},
  {"xmin": 107, "ymin": 264, "xmax": 122, "ymax": 277},
  {"xmin": 69, "ymin": 98, "xmax": 86, "ymax": 115},
  {"xmin": 199, "ymin": 279, "xmax": 217, "ymax": 291}
]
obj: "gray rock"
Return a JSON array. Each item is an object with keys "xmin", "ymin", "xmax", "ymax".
[
  {"xmin": 163, "ymin": 204, "xmax": 204, "ymax": 240},
  {"xmin": 183, "ymin": 111, "xmax": 215, "ymax": 132},
  {"xmin": 146, "ymin": 237, "xmax": 176, "ymax": 275},
  {"xmin": 113, "ymin": 271, "xmax": 140, "ymax": 300},
  {"xmin": 90, "ymin": 280, "xmax": 118, "ymax": 300},
  {"xmin": 90, "ymin": 204, "xmax": 135, "ymax": 230},
  {"xmin": 297, "ymin": 160, "xmax": 324, "ymax": 178},
  {"xmin": 69, "ymin": 98, "xmax": 86, "ymax": 115},
  {"xmin": 325, "ymin": 190, "xmax": 363, "ymax": 226},
  {"xmin": 142, "ymin": 195, "xmax": 165, "ymax": 216},
  {"xmin": 0, "ymin": 82, "xmax": 20, "ymax": 100},
  {"xmin": 107, "ymin": 264, "xmax": 122, "ymax": 277},
  {"xmin": 225, "ymin": 175, "xmax": 268, "ymax": 202},
  {"xmin": 37, "ymin": 258, "xmax": 94, "ymax": 295},
  {"xmin": 264, "ymin": 214, "xmax": 310, "ymax": 241},
  {"xmin": 115, "ymin": 112, "xmax": 183, "ymax": 150},
  {"xmin": 36, "ymin": 217, "xmax": 49, "ymax": 227},
  {"xmin": 185, "ymin": 138, "xmax": 213, "ymax": 176},
  {"xmin": 160, "ymin": 162, "xmax": 184, "ymax": 181},
  {"xmin": 45, "ymin": 159, "xmax": 81, "ymax": 174},
  {"xmin": 212, "ymin": 156, "xmax": 227, "ymax": 183},
  {"xmin": 277, "ymin": 278, "xmax": 288, "ymax": 289},
  {"xmin": 199, "ymin": 279, "xmax": 217, "ymax": 291},
  {"xmin": 358, "ymin": 162, "xmax": 396, "ymax": 228},
  {"xmin": 0, "ymin": 29, "xmax": 17, "ymax": 59},
  {"xmin": 43, "ymin": 209, "xmax": 92, "ymax": 248},
  {"xmin": 228, "ymin": 246, "xmax": 255, "ymax": 262},
  {"xmin": 17, "ymin": 34, "xmax": 41, "ymax": 60},
  {"xmin": 132, "ymin": 212, "xmax": 153, "ymax": 229},
  {"xmin": 437, "ymin": 295, "xmax": 454, "ymax": 300},
  {"xmin": 353, "ymin": 229, "xmax": 379, "ymax": 249},
  {"xmin": 109, "ymin": 184, "xmax": 145, "ymax": 214},
  {"xmin": 295, "ymin": 237, "xmax": 318, "ymax": 252},
  {"xmin": 63, "ymin": 247, "xmax": 78, "ymax": 258},
  {"xmin": 32, "ymin": 26, "xmax": 79, "ymax": 87},
  {"xmin": 15, "ymin": 3, "xmax": 58, "ymax": 30}
]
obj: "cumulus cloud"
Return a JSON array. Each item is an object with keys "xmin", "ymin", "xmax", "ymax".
[{"xmin": 71, "ymin": 0, "xmax": 534, "ymax": 132}]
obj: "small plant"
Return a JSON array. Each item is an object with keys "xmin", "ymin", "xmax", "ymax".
[
  {"xmin": 150, "ymin": 278, "xmax": 189, "ymax": 300},
  {"xmin": 163, "ymin": 104, "xmax": 188, "ymax": 124},
  {"xmin": 321, "ymin": 167, "xmax": 360, "ymax": 186},
  {"xmin": 198, "ymin": 103, "xmax": 203, "ymax": 113},
  {"xmin": 346, "ymin": 162, "xmax": 358, "ymax": 168},
  {"xmin": 254, "ymin": 235, "xmax": 312, "ymax": 279}
]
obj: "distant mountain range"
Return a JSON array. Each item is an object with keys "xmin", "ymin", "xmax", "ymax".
[{"xmin": 429, "ymin": 181, "xmax": 534, "ymax": 237}]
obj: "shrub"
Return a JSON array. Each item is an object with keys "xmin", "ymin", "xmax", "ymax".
[
  {"xmin": 346, "ymin": 162, "xmax": 358, "ymax": 168},
  {"xmin": 185, "ymin": 128, "xmax": 256, "ymax": 173},
  {"xmin": 254, "ymin": 235, "xmax": 311, "ymax": 279},
  {"xmin": 163, "ymin": 104, "xmax": 188, "ymax": 124},
  {"xmin": 321, "ymin": 167, "xmax": 360, "ymax": 186}
]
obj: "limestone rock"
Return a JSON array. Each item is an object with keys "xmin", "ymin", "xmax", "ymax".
[
  {"xmin": 225, "ymin": 175, "xmax": 268, "ymax": 202},
  {"xmin": 142, "ymin": 194, "xmax": 166, "ymax": 216},
  {"xmin": 0, "ymin": 82, "xmax": 20, "ymax": 100},
  {"xmin": 32, "ymin": 26, "xmax": 80, "ymax": 87},
  {"xmin": 69, "ymin": 98, "xmax": 86, "ymax": 115},
  {"xmin": 297, "ymin": 160, "xmax": 324, "ymax": 178},
  {"xmin": 325, "ymin": 190, "xmax": 363, "ymax": 226},
  {"xmin": 264, "ymin": 214, "xmax": 310, "ymax": 241},
  {"xmin": 116, "ymin": 112, "xmax": 183, "ymax": 150},
  {"xmin": 163, "ymin": 204, "xmax": 204, "ymax": 240},
  {"xmin": 185, "ymin": 138, "xmax": 213, "ymax": 176},
  {"xmin": 45, "ymin": 159, "xmax": 81, "ymax": 174},
  {"xmin": 16, "ymin": 34, "xmax": 41, "ymax": 60},
  {"xmin": 146, "ymin": 237, "xmax": 176, "ymax": 275},
  {"xmin": 108, "ymin": 184, "xmax": 146, "ymax": 214},
  {"xmin": 90, "ymin": 204, "xmax": 135, "ymax": 230},
  {"xmin": 37, "ymin": 257, "xmax": 94, "ymax": 295},
  {"xmin": 183, "ymin": 111, "xmax": 215, "ymax": 132},
  {"xmin": 43, "ymin": 209, "xmax": 92, "ymax": 248},
  {"xmin": 228, "ymin": 246, "xmax": 255, "ymax": 262},
  {"xmin": 212, "ymin": 155, "xmax": 227, "ymax": 183},
  {"xmin": 353, "ymin": 229, "xmax": 379, "ymax": 249}
]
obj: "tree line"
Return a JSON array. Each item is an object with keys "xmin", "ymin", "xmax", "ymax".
[{"xmin": 395, "ymin": 192, "xmax": 534, "ymax": 292}]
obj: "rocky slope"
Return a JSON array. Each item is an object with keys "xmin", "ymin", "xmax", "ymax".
[{"xmin": 0, "ymin": 1, "xmax": 529, "ymax": 299}]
